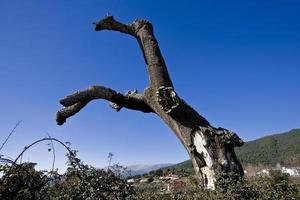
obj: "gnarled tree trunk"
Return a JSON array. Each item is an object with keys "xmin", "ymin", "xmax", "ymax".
[{"xmin": 56, "ymin": 16, "xmax": 244, "ymax": 190}]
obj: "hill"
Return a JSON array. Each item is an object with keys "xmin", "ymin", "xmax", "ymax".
[
  {"xmin": 169, "ymin": 129, "xmax": 300, "ymax": 170},
  {"xmin": 236, "ymin": 128, "xmax": 300, "ymax": 166}
]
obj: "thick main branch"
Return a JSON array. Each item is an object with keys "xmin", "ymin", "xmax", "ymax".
[
  {"xmin": 56, "ymin": 86, "xmax": 153, "ymax": 125},
  {"xmin": 94, "ymin": 16, "xmax": 173, "ymax": 89}
]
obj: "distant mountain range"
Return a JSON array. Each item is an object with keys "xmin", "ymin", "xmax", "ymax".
[{"xmin": 167, "ymin": 129, "xmax": 300, "ymax": 171}]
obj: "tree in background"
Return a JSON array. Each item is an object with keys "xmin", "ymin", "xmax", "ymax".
[{"xmin": 56, "ymin": 15, "xmax": 244, "ymax": 190}]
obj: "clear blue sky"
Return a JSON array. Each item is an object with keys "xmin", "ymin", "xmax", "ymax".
[{"xmin": 0, "ymin": 1, "xmax": 299, "ymax": 171}]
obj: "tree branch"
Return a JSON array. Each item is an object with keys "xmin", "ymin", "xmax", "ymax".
[
  {"xmin": 93, "ymin": 16, "xmax": 173, "ymax": 89},
  {"xmin": 93, "ymin": 15, "xmax": 136, "ymax": 36},
  {"xmin": 56, "ymin": 86, "xmax": 153, "ymax": 125}
]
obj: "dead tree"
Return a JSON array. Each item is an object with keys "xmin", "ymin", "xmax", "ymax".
[{"xmin": 56, "ymin": 16, "xmax": 244, "ymax": 190}]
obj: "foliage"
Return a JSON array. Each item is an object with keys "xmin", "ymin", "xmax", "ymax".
[
  {"xmin": 207, "ymin": 171, "xmax": 300, "ymax": 200},
  {"xmin": 0, "ymin": 163, "xmax": 49, "ymax": 200},
  {"xmin": 0, "ymin": 151, "xmax": 135, "ymax": 200},
  {"xmin": 48, "ymin": 151, "xmax": 135, "ymax": 200}
]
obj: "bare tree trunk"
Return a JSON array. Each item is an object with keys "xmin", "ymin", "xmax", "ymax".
[{"xmin": 56, "ymin": 16, "xmax": 244, "ymax": 190}]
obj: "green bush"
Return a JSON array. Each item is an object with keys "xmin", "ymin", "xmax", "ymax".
[
  {"xmin": 188, "ymin": 171, "xmax": 300, "ymax": 200},
  {"xmin": 0, "ymin": 151, "xmax": 135, "ymax": 200},
  {"xmin": 0, "ymin": 163, "xmax": 49, "ymax": 200}
]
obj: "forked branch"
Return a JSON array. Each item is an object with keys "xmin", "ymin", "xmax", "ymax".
[{"xmin": 94, "ymin": 16, "xmax": 173, "ymax": 89}]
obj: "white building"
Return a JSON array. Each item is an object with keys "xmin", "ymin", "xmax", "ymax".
[{"xmin": 281, "ymin": 167, "xmax": 300, "ymax": 177}]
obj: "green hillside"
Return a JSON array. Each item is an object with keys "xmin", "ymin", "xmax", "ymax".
[
  {"xmin": 236, "ymin": 128, "xmax": 300, "ymax": 166},
  {"xmin": 171, "ymin": 129, "xmax": 300, "ymax": 170}
]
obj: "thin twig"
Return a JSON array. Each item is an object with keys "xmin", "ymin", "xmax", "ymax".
[
  {"xmin": 46, "ymin": 133, "xmax": 56, "ymax": 173},
  {"xmin": 0, "ymin": 120, "xmax": 22, "ymax": 152},
  {"xmin": 20, "ymin": 154, "xmax": 23, "ymax": 164}
]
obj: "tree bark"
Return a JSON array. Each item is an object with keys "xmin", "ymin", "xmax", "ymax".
[{"xmin": 56, "ymin": 15, "xmax": 244, "ymax": 190}]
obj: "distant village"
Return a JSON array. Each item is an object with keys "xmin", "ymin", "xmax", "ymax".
[{"xmin": 245, "ymin": 165, "xmax": 300, "ymax": 177}]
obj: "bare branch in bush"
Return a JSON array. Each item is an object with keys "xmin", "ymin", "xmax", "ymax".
[
  {"xmin": 0, "ymin": 120, "xmax": 22, "ymax": 152},
  {"xmin": 13, "ymin": 137, "xmax": 73, "ymax": 165}
]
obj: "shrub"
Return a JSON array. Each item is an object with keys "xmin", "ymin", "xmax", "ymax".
[{"xmin": 0, "ymin": 151, "xmax": 136, "ymax": 200}]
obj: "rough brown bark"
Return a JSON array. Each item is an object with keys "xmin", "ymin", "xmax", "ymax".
[{"xmin": 56, "ymin": 15, "xmax": 244, "ymax": 190}]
